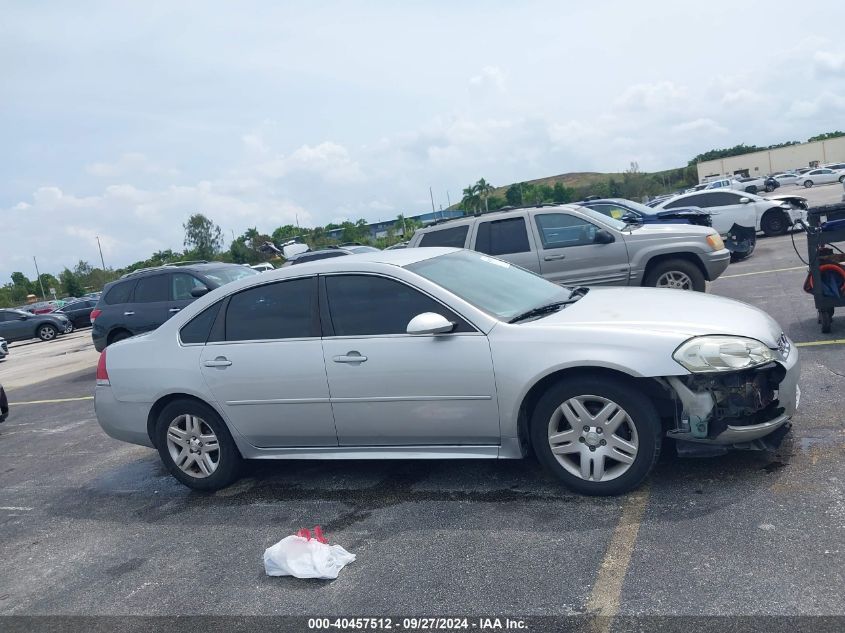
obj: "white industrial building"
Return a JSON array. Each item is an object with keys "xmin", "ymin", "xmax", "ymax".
[{"xmin": 696, "ymin": 136, "xmax": 845, "ymax": 182}]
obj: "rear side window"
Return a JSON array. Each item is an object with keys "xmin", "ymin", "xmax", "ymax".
[
  {"xmin": 419, "ymin": 225, "xmax": 469, "ymax": 248},
  {"xmin": 134, "ymin": 275, "xmax": 170, "ymax": 303},
  {"xmin": 180, "ymin": 302, "xmax": 222, "ymax": 345},
  {"xmin": 225, "ymin": 278, "xmax": 316, "ymax": 341},
  {"xmin": 475, "ymin": 217, "xmax": 530, "ymax": 255},
  {"xmin": 103, "ymin": 280, "xmax": 135, "ymax": 305}
]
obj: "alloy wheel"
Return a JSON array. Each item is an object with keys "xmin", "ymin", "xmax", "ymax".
[
  {"xmin": 166, "ymin": 414, "xmax": 220, "ymax": 478},
  {"xmin": 547, "ymin": 395, "xmax": 639, "ymax": 482},
  {"xmin": 39, "ymin": 326, "xmax": 56, "ymax": 341},
  {"xmin": 655, "ymin": 270, "xmax": 692, "ymax": 290}
]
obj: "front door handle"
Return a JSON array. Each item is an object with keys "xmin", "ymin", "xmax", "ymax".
[
  {"xmin": 544, "ymin": 254, "xmax": 566, "ymax": 261},
  {"xmin": 203, "ymin": 356, "xmax": 232, "ymax": 368},
  {"xmin": 333, "ymin": 351, "xmax": 368, "ymax": 364},
  {"xmin": 169, "ymin": 308, "xmax": 181, "ymax": 313},
  {"xmin": 123, "ymin": 311, "xmax": 135, "ymax": 316}
]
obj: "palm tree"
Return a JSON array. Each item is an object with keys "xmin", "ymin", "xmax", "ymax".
[
  {"xmin": 476, "ymin": 178, "xmax": 494, "ymax": 213},
  {"xmin": 461, "ymin": 184, "xmax": 481, "ymax": 214}
]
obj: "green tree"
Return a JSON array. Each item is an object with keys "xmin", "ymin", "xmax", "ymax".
[
  {"xmin": 59, "ymin": 268, "xmax": 85, "ymax": 297},
  {"xmin": 505, "ymin": 184, "xmax": 523, "ymax": 206},
  {"xmin": 183, "ymin": 213, "xmax": 223, "ymax": 260},
  {"xmin": 552, "ymin": 182, "xmax": 575, "ymax": 203},
  {"xmin": 808, "ymin": 131, "xmax": 845, "ymax": 142},
  {"xmin": 475, "ymin": 178, "xmax": 494, "ymax": 213},
  {"xmin": 461, "ymin": 184, "xmax": 481, "ymax": 213}
]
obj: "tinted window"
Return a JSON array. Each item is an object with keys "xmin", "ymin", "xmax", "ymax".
[
  {"xmin": 201, "ymin": 266, "xmax": 258, "ymax": 286},
  {"xmin": 475, "ymin": 217, "xmax": 530, "ymax": 255},
  {"xmin": 291, "ymin": 251, "xmax": 347, "ymax": 265},
  {"xmin": 325, "ymin": 275, "xmax": 466, "ymax": 336},
  {"xmin": 172, "ymin": 273, "xmax": 206, "ymax": 301},
  {"xmin": 419, "ymin": 225, "xmax": 469, "ymax": 248},
  {"xmin": 585, "ymin": 203, "xmax": 635, "ymax": 220},
  {"xmin": 534, "ymin": 213, "xmax": 598, "ymax": 249},
  {"xmin": 134, "ymin": 275, "xmax": 170, "ymax": 303},
  {"xmin": 225, "ymin": 278, "xmax": 315, "ymax": 341},
  {"xmin": 103, "ymin": 280, "xmax": 135, "ymax": 305},
  {"xmin": 180, "ymin": 302, "xmax": 222, "ymax": 345},
  {"xmin": 0, "ymin": 311, "xmax": 12, "ymax": 322}
]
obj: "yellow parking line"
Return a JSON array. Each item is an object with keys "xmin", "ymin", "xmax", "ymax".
[
  {"xmin": 586, "ymin": 484, "xmax": 650, "ymax": 628},
  {"xmin": 719, "ymin": 265, "xmax": 806, "ymax": 279},
  {"xmin": 9, "ymin": 396, "xmax": 94, "ymax": 406},
  {"xmin": 795, "ymin": 339, "xmax": 845, "ymax": 348}
]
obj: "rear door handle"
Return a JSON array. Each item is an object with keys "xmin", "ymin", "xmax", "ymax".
[
  {"xmin": 333, "ymin": 351, "xmax": 367, "ymax": 364},
  {"xmin": 203, "ymin": 357, "xmax": 232, "ymax": 368},
  {"xmin": 169, "ymin": 308, "xmax": 181, "ymax": 313},
  {"xmin": 123, "ymin": 311, "xmax": 135, "ymax": 316},
  {"xmin": 544, "ymin": 254, "xmax": 566, "ymax": 261}
]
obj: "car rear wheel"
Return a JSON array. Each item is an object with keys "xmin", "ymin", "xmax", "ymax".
[
  {"xmin": 107, "ymin": 330, "xmax": 131, "ymax": 346},
  {"xmin": 761, "ymin": 210, "xmax": 789, "ymax": 237},
  {"xmin": 839, "ymin": 176, "xmax": 845, "ymax": 183},
  {"xmin": 804, "ymin": 180, "xmax": 813, "ymax": 188},
  {"xmin": 37, "ymin": 324, "xmax": 58, "ymax": 341},
  {"xmin": 530, "ymin": 376, "xmax": 661, "ymax": 496},
  {"xmin": 643, "ymin": 259, "xmax": 705, "ymax": 292},
  {"xmin": 765, "ymin": 184, "xmax": 775, "ymax": 193},
  {"xmin": 63, "ymin": 322, "xmax": 74, "ymax": 334},
  {"xmin": 155, "ymin": 399, "xmax": 242, "ymax": 491},
  {"xmin": 745, "ymin": 185, "xmax": 758, "ymax": 194},
  {"xmin": 730, "ymin": 235, "xmax": 756, "ymax": 262}
]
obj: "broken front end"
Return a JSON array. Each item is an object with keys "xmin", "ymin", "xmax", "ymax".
[{"xmin": 663, "ymin": 334, "xmax": 800, "ymax": 456}]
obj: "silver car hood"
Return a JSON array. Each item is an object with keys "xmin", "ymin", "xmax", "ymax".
[{"xmin": 529, "ymin": 288, "xmax": 783, "ymax": 347}]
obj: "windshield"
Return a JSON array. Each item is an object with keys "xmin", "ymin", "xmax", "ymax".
[
  {"xmin": 577, "ymin": 206, "xmax": 627, "ymax": 230},
  {"xmin": 406, "ymin": 250, "xmax": 570, "ymax": 321},
  {"xmin": 202, "ymin": 266, "xmax": 259, "ymax": 286}
]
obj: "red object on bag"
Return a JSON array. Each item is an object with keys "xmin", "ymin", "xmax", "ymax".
[{"xmin": 313, "ymin": 525, "xmax": 328, "ymax": 544}]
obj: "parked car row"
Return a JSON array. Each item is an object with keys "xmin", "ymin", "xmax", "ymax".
[{"xmin": 0, "ymin": 309, "xmax": 71, "ymax": 342}]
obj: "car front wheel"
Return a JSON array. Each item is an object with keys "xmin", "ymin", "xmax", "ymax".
[
  {"xmin": 38, "ymin": 324, "xmax": 58, "ymax": 341},
  {"xmin": 155, "ymin": 399, "xmax": 242, "ymax": 491},
  {"xmin": 530, "ymin": 376, "xmax": 661, "ymax": 496},
  {"xmin": 804, "ymin": 180, "xmax": 813, "ymax": 188},
  {"xmin": 643, "ymin": 259, "xmax": 706, "ymax": 292}
]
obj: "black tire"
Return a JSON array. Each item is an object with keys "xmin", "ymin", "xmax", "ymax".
[
  {"xmin": 730, "ymin": 235, "xmax": 756, "ymax": 262},
  {"xmin": 63, "ymin": 322, "xmax": 75, "ymax": 334},
  {"xmin": 155, "ymin": 399, "xmax": 242, "ymax": 491},
  {"xmin": 839, "ymin": 175, "xmax": 845, "ymax": 183},
  {"xmin": 530, "ymin": 375, "xmax": 661, "ymax": 496},
  {"xmin": 804, "ymin": 180, "xmax": 813, "ymax": 188},
  {"xmin": 643, "ymin": 258, "xmax": 706, "ymax": 292},
  {"xmin": 761, "ymin": 209, "xmax": 789, "ymax": 237},
  {"xmin": 821, "ymin": 310, "xmax": 833, "ymax": 334},
  {"xmin": 765, "ymin": 184, "xmax": 774, "ymax": 193},
  {"xmin": 107, "ymin": 330, "xmax": 131, "ymax": 346},
  {"xmin": 37, "ymin": 324, "xmax": 58, "ymax": 342},
  {"xmin": 745, "ymin": 185, "xmax": 758, "ymax": 194}
]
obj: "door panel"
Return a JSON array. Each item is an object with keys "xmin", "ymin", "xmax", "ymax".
[
  {"xmin": 530, "ymin": 211, "xmax": 630, "ymax": 286},
  {"xmin": 321, "ymin": 274, "xmax": 499, "ymax": 446},
  {"xmin": 198, "ymin": 276, "xmax": 337, "ymax": 448}
]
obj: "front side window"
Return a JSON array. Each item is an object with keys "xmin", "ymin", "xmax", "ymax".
[
  {"xmin": 534, "ymin": 213, "xmax": 598, "ymax": 249},
  {"xmin": 324, "ymin": 275, "xmax": 467, "ymax": 336},
  {"xmin": 475, "ymin": 217, "xmax": 530, "ymax": 255},
  {"xmin": 134, "ymin": 275, "xmax": 170, "ymax": 303},
  {"xmin": 418, "ymin": 225, "xmax": 469, "ymax": 248},
  {"xmin": 172, "ymin": 273, "xmax": 206, "ymax": 301},
  {"xmin": 225, "ymin": 278, "xmax": 316, "ymax": 341}
]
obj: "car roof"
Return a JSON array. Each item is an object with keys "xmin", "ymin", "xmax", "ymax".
[
  {"xmin": 117, "ymin": 261, "xmax": 244, "ymax": 280},
  {"xmin": 414, "ymin": 204, "xmax": 584, "ymax": 232}
]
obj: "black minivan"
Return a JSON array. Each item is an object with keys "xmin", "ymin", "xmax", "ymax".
[{"xmin": 91, "ymin": 262, "xmax": 257, "ymax": 351}]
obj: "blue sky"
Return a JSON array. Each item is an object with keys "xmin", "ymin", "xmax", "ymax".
[{"xmin": 2, "ymin": 0, "xmax": 844, "ymax": 280}]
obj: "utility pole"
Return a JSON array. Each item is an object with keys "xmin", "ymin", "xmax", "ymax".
[
  {"xmin": 429, "ymin": 186, "xmax": 437, "ymax": 221},
  {"xmin": 33, "ymin": 256, "xmax": 46, "ymax": 299},
  {"xmin": 446, "ymin": 191, "xmax": 451, "ymax": 208},
  {"xmin": 96, "ymin": 236, "xmax": 107, "ymax": 270}
]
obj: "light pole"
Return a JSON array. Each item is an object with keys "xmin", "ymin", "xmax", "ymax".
[
  {"xmin": 96, "ymin": 235, "xmax": 107, "ymax": 270},
  {"xmin": 33, "ymin": 256, "xmax": 47, "ymax": 300},
  {"xmin": 429, "ymin": 186, "xmax": 437, "ymax": 221}
]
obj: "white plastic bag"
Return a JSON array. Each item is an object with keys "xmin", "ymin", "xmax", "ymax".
[{"xmin": 263, "ymin": 528, "xmax": 355, "ymax": 580}]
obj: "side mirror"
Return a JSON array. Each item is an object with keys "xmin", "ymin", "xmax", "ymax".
[
  {"xmin": 594, "ymin": 229, "xmax": 615, "ymax": 244},
  {"xmin": 406, "ymin": 312, "xmax": 455, "ymax": 336},
  {"xmin": 739, "ymin": 197, "xmax": 751, "ymax": 204},
  {"xmin": 190, "ymin": 286, "xmax": 210, "ymax": 298}
]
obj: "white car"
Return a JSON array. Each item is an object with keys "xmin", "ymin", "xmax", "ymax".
[
  {"xmin": 772, "ymin": 173, "xmax": 801, "ymax": 186},
  {"xmin": 656, "ymin": 189, "xmax": 804, "ymax": 241},
  {"xmin": 800, "ymin": 168, "xmax": 844, "ymax": 187}
]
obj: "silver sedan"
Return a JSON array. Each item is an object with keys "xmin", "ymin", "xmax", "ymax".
[{"xmin": 95, "ymin": 248, "xmax": 800, "ymax": 495}]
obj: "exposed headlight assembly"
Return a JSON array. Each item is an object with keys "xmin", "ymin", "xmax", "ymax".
[
  {"xmin": 673, "ymin": 335, "xmax": 775, "ymax": 372},
  {"xmin": 705, "ymin": 233, "xmax": 725, "ymax": 251}
]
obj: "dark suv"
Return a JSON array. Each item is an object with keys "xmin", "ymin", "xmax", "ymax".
[{"xmin": 91, "ymin": 262, "xmax": 257, "ymax": 351}]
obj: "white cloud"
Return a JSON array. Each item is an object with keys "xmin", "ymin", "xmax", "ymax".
[
  {"xmin": 788, "ymin": 92, "xmax": 845, "ymax": 118},
  {"xmin": 469, "ymin": 66, "xmax": 505, "ymax": 91},
  {"xmin": 721, "ymin": 89, "xmax": 765, "ymax": 107},
  {"xmin": 671, "ymin": 118, "xmax": 728, "ymax": 136},
  {"xmin": 814, "ymin": 50, "xmax": 845, "ymax": 75},
  {"xmin": 86, "ymin": 152, "xmax": 179, "ymax": 178},
  {"xmin": 615, "ymin": 81, "xmax": 689, "ymax": 112}
]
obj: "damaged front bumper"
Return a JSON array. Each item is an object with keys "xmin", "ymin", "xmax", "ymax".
[{"xmin": 664, "ymin": 340, "xmax": 799, "ymax": 450}]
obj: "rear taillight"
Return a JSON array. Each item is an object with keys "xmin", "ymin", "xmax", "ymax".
[
  {"xmin": 96, "ymin": 350, "xmax": 110, "ymax": 386},
  {"xmin": 90, "ymin": 308, "xmax": 102, "ymax": 322}
]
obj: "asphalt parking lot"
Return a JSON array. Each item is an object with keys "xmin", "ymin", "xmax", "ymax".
[{"xmin": 1, "ymin": 190, "xmax": 844, "ymax": 623}]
